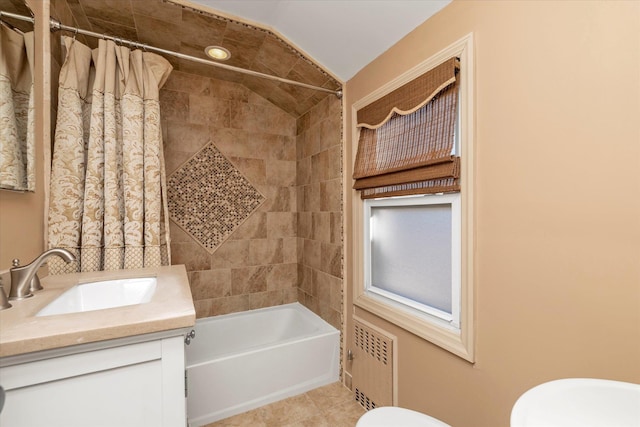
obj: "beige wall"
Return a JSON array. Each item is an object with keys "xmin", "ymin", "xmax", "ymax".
[
  {"xmin": 0, "ymin": 0, "xmax": 49, "ymax": 270},
  {"xmin": 344, "ymin": 1, "xmax": 640, "ymax": 426}
]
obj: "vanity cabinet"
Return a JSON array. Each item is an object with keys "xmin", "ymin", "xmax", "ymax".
[{"xmin": 0, "ymin": 330, "xmax": 187, "ymax": 427}]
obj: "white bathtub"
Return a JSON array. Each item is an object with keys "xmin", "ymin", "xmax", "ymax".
[{"xmin": 186, "ymin": 302, "xmax": 340, "ymax": 426}]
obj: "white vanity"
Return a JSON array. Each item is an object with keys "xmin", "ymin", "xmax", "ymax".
[{"xmin": 0, "ymin": 265, "xmax": 195, "ymax": 427}]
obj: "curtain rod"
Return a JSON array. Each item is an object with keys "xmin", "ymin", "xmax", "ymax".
[{"xmin": 0, "ymin": 10, "xmax": 343, "ymax": 98}]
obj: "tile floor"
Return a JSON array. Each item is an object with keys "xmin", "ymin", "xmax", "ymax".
[{"xmin": 203, "ymin": 382, "xmax": 366, "ymax": 427}]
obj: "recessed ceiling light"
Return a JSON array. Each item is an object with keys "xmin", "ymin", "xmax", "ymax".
[{"xmin": 204, "ymin": 45, "xmax": 231, "ymax": 61}]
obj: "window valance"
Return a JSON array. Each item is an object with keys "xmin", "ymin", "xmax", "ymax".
[
  {"xmin": 356, "ymin": 57, "xmax": 458, "ymax": 129},
  {"xmin": 353, "ymin": 57, "xmax": 460, "ymax": 199}
]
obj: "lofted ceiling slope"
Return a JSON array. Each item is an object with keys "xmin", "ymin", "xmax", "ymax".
[
  {"xmin": 51, "ymin": 0, "xmax": 342, "ymax": 117},
  {"xmin": 2, "ymin": 0, "xmax": 451, "ymax": 117},
  {"xmin": 191, "ymin": 0, "xmax": 452, "ymax": 81}
]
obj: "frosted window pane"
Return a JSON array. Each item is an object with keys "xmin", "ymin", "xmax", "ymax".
[{"xmin": 370, "ymin": 204, "xmax": 452, "ymax": 314}]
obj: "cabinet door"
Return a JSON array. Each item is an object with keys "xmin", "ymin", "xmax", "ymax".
[
  {"xmin": 0, "ymin": 338, "xmax": 184, "ymax": 427},
  {"xmin": 161, "ymin": 335, "xmax": 188, "ymax": 426}
]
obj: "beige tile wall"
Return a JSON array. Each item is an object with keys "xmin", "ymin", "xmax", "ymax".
[
  {"xmin": 296, "ymin": 96, "xmax": 343, "ymax": 330},
  {"xmin": 161, "ymin": 68, "xmax": 342, "ymax": 329},
  {"xmin": 161, "ymin": 70, "xmax": 299, "ymax": 318}
]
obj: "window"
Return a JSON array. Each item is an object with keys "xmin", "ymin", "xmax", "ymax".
[
  {"xmin": 351, "ymin": 34, "xmax": 474, "ymax": 361},
  {"xmin": 365, "ymin": 193, "xmax": 461, "ymax": 328}
]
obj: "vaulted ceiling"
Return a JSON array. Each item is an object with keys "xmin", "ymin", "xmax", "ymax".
[
  {"xmin": 1, "ymin": 0, "xmax": 450, "ymax": 117},
  {"xmin": 191, "ymin": 0, "xmax": 451, "ymax": 81},
  {"xmin": 49, "ymin": 0, "xmax": 342, "ymax": 117}
]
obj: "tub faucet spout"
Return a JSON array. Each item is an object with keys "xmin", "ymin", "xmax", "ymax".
[{"xmin": 8, "ymin": 248, "xmax": 76, "ymax": 300}]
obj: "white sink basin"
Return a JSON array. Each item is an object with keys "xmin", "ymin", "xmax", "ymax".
[
  {"xmin": 36, "ymin": 277, "xmax": 157, "ymax": 317},
  {"xmin": 511, "ymin": 378, "xmax": 640, "ymax": 427}
]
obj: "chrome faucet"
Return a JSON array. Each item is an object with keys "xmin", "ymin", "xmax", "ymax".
[{"xmin": 8, "ymin": 248, "xmax": 76, "ymax": 300}]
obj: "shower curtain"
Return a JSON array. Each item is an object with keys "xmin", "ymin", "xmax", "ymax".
[
  {"xmin": 47, "ymin": 36, "xmax": 173, "ymax": 274},
  {"xmin": 0, "ymin": 24, "xmax": 35, "ymax": 191}
]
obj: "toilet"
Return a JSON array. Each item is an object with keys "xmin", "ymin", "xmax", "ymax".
[{"xmin": 356, "ymin": 407, "xmax": 451, "ymax": 427}]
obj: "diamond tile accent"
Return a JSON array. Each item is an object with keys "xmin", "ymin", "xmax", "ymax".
[{"xmin": 167, "ymin": 142, "xmax": 265, "ymax": 253}]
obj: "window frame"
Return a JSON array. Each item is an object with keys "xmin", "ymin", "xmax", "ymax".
[
  {"xmin": 364, "ymin": 193, "xmax": 461, "ymax": 328},
  {"xmin": 351, "ymin": 34, "xmax": 475, "ymax": 362}
]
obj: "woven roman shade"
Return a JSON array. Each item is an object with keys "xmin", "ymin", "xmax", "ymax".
[{"xmin": 353, "ymin": 57, "xmax": 460, "ymax": 199}]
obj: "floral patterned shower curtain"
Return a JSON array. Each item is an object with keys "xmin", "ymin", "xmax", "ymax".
[
  {"xmin": 47, "ymin": 36, "xmax": 173, "ymax": 274},
  {"xmin": 0, "ymin": 24, "xmax": 35, "ymax": 191}
]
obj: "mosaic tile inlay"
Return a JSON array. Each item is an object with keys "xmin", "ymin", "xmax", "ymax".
[{"xmin": 167, "ymin": 142, "xmax": 265, "ymax": 253}]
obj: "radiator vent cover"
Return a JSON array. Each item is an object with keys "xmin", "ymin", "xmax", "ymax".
[
  {"xmin": 355, "ymin": 387, "xmax": 377, "ymax": 411},
  {"xmin": 355, "ymin": 320, "xmax": 390, "ymax": 365},
  {"xmin": 352, "ymin": 317, "xmax": 394, "ymax": 410}
]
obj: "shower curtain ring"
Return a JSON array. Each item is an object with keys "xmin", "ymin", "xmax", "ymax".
[{"xmin": 72, "ymin": 27, "xmax": 78, "ymax": 41}]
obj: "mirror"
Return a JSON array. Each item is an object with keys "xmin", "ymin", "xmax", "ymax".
[{"xmin": 0, "ymin": 0, "xmax": 35, "ymax": 192}]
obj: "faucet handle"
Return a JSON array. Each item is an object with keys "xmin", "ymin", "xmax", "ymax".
[
  {"xmin": 0, "ymin": 278, "xmax": 11, "ymax": 310},
  {"xmin": 12, "ymin": 258, "xmax": 43, "ymax": 292}
]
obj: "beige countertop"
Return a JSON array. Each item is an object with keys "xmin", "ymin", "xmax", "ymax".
[{"xmin": 0, "ymin": 264, "xmax": 195, "ymax": 358}]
